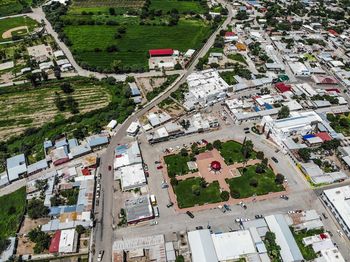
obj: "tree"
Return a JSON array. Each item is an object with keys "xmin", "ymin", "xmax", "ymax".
[
  {"xmin": 298, "ymin": 148, "xmax": 311, "ymax": 162},
  {"xmin": 0, "ymin": 238, "xmax": 10, "ymax": 254},
  {"xmin": 256, "ymin": 151, "xmax": 264, "ymax": 160},
  {"xmin": 35, "ymin": 179, "xmax": 48, "ymax": 192},
  {"xmin": 54, "ymin": 92, "xmax": 65, "ymax": 111},
  {"xmin": 213, "ymin": 140, "xmax": 222, "ymax": 150},
  {"xmin": 262, "ymin": 157, "xmax": 269, "ymax": 167},
  {"xmin": 66, "ymin": 95, "xmax": 79, "ymax": 114},
  {"xmin": 170, "ymin": 177, "xmax": 178, "ymax": 186},
  {"xmin": 111, "ymin": 59, "xmax": 122, "ymax": 72},
  {"xmin": 230, "ymin": 189, "xmax": 240, "ymax": 199},
  {"xmin": 180, "ymin": 148, "xmax": 188, "ymax": 156},
  {"xmin": 191, "ymin": 184, "xmax": 200, "ymax": 196},
  {"xmin": 206, "ymin": 143, "xmax": 213, "ymax": 151},
  {"xmin": 109, "ymin": 7, "xmax": 116, "ymax": 15},
  {"xmin": 277, "ymin": 106, "xmax": 290, "ymax": 119},
  {"xmin": 60, "ymin": 83, "xmax": 74, "ymax": 93},
  {"xmin": 249, "ymin": 179, "xmax": 258, "ymax": 187},
  {"xmin": 199, "ymin": 178, "xmax": 207, "ymax": 188},
  {"xmin": 75, "ymin": 225, "xmax": 85, "ymax": 235},
  {"xmin": 220, "ymin": 191, "xmax": 230, "ymax": 201},
  {"xmin": 321, "ymin": 139, "xmax": 340, "ymax": 151},
  {"xmin": 255, "ymin": 163, "xmax": 265, "ymax": 174},
  {"xmin": 191, "ymin": 143, "xmax": 199, "ymax": 155},
  {"xmin": 174, "ymin": 63, "xmax": 182, "ymax": 70},
  {"xmin": 275, "ymin": 173, "xmax": 285, "ymax": 184},
  {"xmin": 28, "ymin": 227, "xmax": 51, "ymax": 254},
  {"xmin": 242, "ymin": 139, "xmax": 254, "ymax": 159},
  {"xmin": 28, "ymin": 198, "xmax": 49, "ymax": 219},
  {"xmin": 175, "ymin": 255, "xmax": 184, "ymax": 262}
]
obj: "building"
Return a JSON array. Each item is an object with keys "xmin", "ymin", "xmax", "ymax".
[
  {"xmin": 127, "ymin": 122, "xmax": 140, "ymax": 136},
  {"xmin": 27, "ymin": 159, "xmax": 48, "ymax": 176},
  {"xmin": 288, "ymin": 62, "xmax": 310, "ymax": 76},
  {"xmin": 322, "ymin": 186, "xmax": 350, "ymax": 239},
  {"xmin": 149, "ymin": 49, "xmax": 174, "ymax": 57},
  {"xmin": 188, "ymin": 230, "xmax": 218, "ymax": 262},
  {"xmin": 58, "ymin": 229, "xmax": 78, "ymax": 253},
  {"xmin": 265, "ymin": 214, "xmax": 303, "ymax": 262},
  {"xmin": 115, "ymin": 163, "xmax": 146, "ymax": 191},
  {"xmin": 50, "ymin": 147, "xmax": 69, "ymax": 166},
  {"xmin": 125, "ymin": 195, "xmax": 154, "ymax": 224},
  {"xmin": 114, "ymin": 141, "xmax": 142, "ymax": 169},
  {"xmin": 147, "ymin": 111, "xmax": 172, "ymax": 127},
  {"xmin": 86, "ymin": 134, "xmax": 109, "ymax": 148},
  {"xmin": 6, "ymin": 154, "xmax": 27, "ymax": 181}
]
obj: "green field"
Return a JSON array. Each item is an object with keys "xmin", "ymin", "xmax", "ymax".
[
  {"xmin": 150, "ymin": 0, "xmax": 206, "ymax": 13},
  {"xmin": 219, "ymin": 140, "xmax": 256, "ymax": 164},
  {"xmin": 219, "ymin": 71, "xmax": 238, "ymax": 85},
  {"xmin": 0, "ymin": 78, "xmax": 111, "ymax": 139},
  {"xmin": 0, "ymin": 187, "xmax": 26, "ymax": 239},
  {"xmin": 164, "ymin": 153, "xmax": 191, "ymax": 177},
  {"xmin": 226, "ymin": 165, "xmax": 284, "ymax": 199},
  {"xmin": 173, "ymin": 178, "xmax": 221, "ymax": 208},
  {"xmin": 0, "ymin": 0, "xmax": 31, "ymax": 17},
  {"xmin": 228, "ymin": 53, "xmax": 247, "ymax": 65},
  {"xmin": 65, "ymin": 18, "xmax": 211, "ymax": 71},
  {"xmin": 0, "ymin": 16, "xmax": 38, "ymax": 42}
]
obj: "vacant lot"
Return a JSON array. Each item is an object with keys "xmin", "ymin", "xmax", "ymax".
[
  {"xmin": 0, "ymin": 16, "xmax": 38, "ymax": 42},
  {"xmin": 150, "ymin": 0, "xmax": 206, "ymax": 13},
  {"xmin": 226, "ymin": 165, "xmax": 284, "ymax": 199},
  {"xmin": 173, "ymin": 178, "xmax": 221, "ymax": 208},
  {"xmin": 65, "ymin": 18, "xmax": 211, "ymax": 71},
  {"xmin": 0, "ymin": 187, "xmax": 26, "ymax": 239},
  {"xmin": 164, "ymin": 153, "xmax": 191, "ymax": 177},
  {"xmin": 219, "ymin": 140, "xmax": 256, "ymax": 164},
  {"xmin": 0, "ymin": 78, "xmax": 111, "ymax": 139}
]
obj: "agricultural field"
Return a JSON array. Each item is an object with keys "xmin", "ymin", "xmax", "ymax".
[
  {"xmin": 0, "ymin": 0, "xmax": 31, "ymax": 17},
  {"xmin": 64, "ymin": 18, "xmax": 211, "ymax": 71},
  {"xmin": 0, "ymin": 78, "xmax": 111, "ymax": 139},
  {"xmin": 0, "ymin": 187, "xmax": 26, "ymax": 239},
  {"xmin": 0, "ymin": 16, "xmax": 38, "ymax": 42},
  {"xmin": 149, "ymin": 0, "xmax": 206, "ymax": 13}
]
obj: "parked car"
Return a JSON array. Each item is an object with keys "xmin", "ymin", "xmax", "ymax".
[
  {"xmin": 244, "ymin": 127, "xmax": 249, "ymax": 131},
  {"xmin": 150, "ymin": 220, "xmax": 158, "ymax": 226},
  {"xmin": 202, "ymin": 139, "xmax": 208, "ymax": 145},
  {"xmin": 322, "ymin": 213, "xmax": 328, "ymax": 219},
  {"xmin": 280, "ymin": 195, "xmax": 289, "ymax": 200},
  {"xmin": 271, "ymin": 157, "xmax": 278, "ymax": 163},
  {"xmin": 244, "ymin": 131, "xmax": 250, "ymax": 134},
  {"xmin": 108, "ymin": 165, "xmax": 112, "ymax": 171},
  {"xmin": 156, "ymin": 165, "xmax": 163, "ymax": 170},
  {"xmin": 97, "ymin": 250, "xmax": 104, "ymax": 262},
  {"xmin": 223, "ymin": 204, "xmax": 231, "ymax": 211},
  {"xmin": 186, "ymin": 211, "xmax": 194, "ymax": 218},
  {"xmin": 166, "ymin": 202, "xmax": 174, "ymax": 208},
  {"xmin": 255, "ymin": 214, "xmax": 263, "ymax": 219},
  {"xmin": 196, "ymin": 226, "xmax": 203, "ymax": 230},
  {"xmin": 154, "ymin": 161, "xmax": 161, "ymax": 164}
]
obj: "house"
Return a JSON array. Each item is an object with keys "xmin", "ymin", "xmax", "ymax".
[
  {"xmin": 6, "ymin": 154, "xmax": 27, "ymax": 181},
  {"xmin": 107, "ymin": 120, "xmax": 118, "ymax": 130},
  {"xmin": 51, "ymin": 147, "xmax": 69, "ymax": 166},
  {"xmin": 125, "ymin": 195, "xmax": 154, "ymax": 224},
  {"xmin": 58, "ymin": 229, "xmax": 78, "ymax": 253},
  {"xmin": 127, "ymin": 122, "xmax": 140, "ymax": 136},
  {"xmin": 148, "ymin": 49, "xmax": 174, "ymax": 57},
  {"xmin": 86, "ymin": 134, "xmax": 109, "ymax": 148},
  {"xmin": 235, "ymin": 42, "xmax": 247, "ymax": 51}
]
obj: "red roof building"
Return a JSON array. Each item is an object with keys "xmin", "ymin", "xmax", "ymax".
[
  {"xmin": 328, "ymin": 29, "xmax": 339, "ymax": 36},
  {"xmin": 312, "ymin": 75, "xmax": 338, "ymax": 85},
  {"xmin": 315, "ymin": 132, "xmax": 332, "ymax": 142},
  {"xmin": 82, "ymin": 168, "xmax": 90, "ymax": 176},
  {"xmin": 275, "ymin": 82, "xmax": 291, "ymax": 93},
  {"xmin": 326, "ymin": 88, "xmax": 340, "ymax": 93},
  {"xmin": 210, "ymin": 161, "xmax": 222, "ymax": 171},
  {"xmin": 49, "ymin": 230, "xmax": 61, "ymax": 253},
  {"xmin": 225, "ymin": 32, "xmax": 236, "ymax": 37},
  {"xmin": 149, "ymin": 49, "xmax": 174, "ymax": 57}
]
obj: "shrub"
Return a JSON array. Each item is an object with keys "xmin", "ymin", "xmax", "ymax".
[
  {"xmin": 230, "ymin": 190, "xmax": 240, "ymax": 199},
  {"xmin": 249, "ymin": 179, "xmax": 258, "ymax": 187},
  {"xmin": 220, "ymin": 191, "xmax": 230, "ymax": 201}
]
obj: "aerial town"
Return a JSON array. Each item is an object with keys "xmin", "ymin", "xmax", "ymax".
[{"xmin": 0, "ymin": 0, "xmax": 350, "ymax": 261}]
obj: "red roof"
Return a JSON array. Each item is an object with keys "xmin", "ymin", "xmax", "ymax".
[
  {"xmin": 315, "ymin": 132, "xmax": 332, "ymax": 142},
  {"xmin": 225, "ymin": 32, "xmax": 236, "ymax": 37},
  {"xmin": 49, "ymin": 230, "xmax": 61, "ymax": 253},
  {"xmin": 82, "ymin": 168, "xmax": 90, "ymax": 176},
  {"xmin": 320, "ymin": 233, "xmax": 328, "ymax": 239},
  {"xmin": 326, "ymin": 88, "xmax": 340, "ymax": 93},
  {"xmin": 211, "ymin": 161, "xmax": 221, "ymax": 171},
  {"xmin": 328, "ymin": 29, "xmax": 339, "ymax": 36},
  {"xmin": 149, "ymin": 49, "xmax": 173, "ymax": 57},
  {"xmin": 275, "ymin": 82, "xmax": 291, "ymax": 93}
]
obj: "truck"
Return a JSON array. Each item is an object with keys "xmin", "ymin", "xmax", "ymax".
[{"xmin": 150, "ymin": 194, "xmax": 157, "ymax": 206}]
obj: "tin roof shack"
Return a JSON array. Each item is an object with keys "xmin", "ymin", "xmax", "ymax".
[
  {"xmin": 86, "ymin": 134, "xmax": 109, "ymax": 148},
  {"xmin": 125, "ymin": 195, "xmax": 154, "ymax": 224},
  {"xmin": 6, "ymin": 154, "xmax": 27, "ymax": 181}
]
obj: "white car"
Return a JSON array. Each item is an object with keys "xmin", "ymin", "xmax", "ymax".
[
  {"xmin": 150, "ymin": 220, "xmax": 158, "ymax": 226},
  {"xmin": 97, "ymin": 250, "xmax": 104, "ymax": 262}
]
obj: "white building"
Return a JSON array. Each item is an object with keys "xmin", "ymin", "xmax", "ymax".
[
  {"xmin": 288, "ymin": 62, "xmax": 311, "ymax": 76},
  {"xmin": 188, "ymin": 230, "xmax": 218, "ymax": 262},
  {"xmin": 184, "ymin": 69, "xmax": 229, "ymax": 108},
  {"xmin": 127, "ymin": 122, "xmax": 140, "ymax": 136},
  {"xmin": 322, "ymin": 186, "xmax": 350, "ymax": 239},
  {"xmin": 58, "ymin": 229, "xmax": 78, "ymax": 253},
  {"xmin": 115, "ymin": 163, "xmax": 146, "ymax": 191}
]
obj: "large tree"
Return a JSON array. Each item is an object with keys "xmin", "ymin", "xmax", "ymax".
[{"xmin": 277, "ymin": 106, "xmax": 290, "ymax": 119}]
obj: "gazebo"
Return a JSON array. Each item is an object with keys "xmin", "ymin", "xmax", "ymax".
[{"xmin": 210, "ymin": 161, "xmax": 222, "ymax": 171}]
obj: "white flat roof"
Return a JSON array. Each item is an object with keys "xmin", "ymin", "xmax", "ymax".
[
  {"xmin": 211, "ymin": 231, "xmax": 256, "ymax": 260},
  {"xmin": 117, "ymin": 163, "xmax": 146, "ymax": 190},
  {"xmin": 323, "ymin": 186, "xmax": 350, "ymax": 232},
  {"xmin": 59, "ymin": 229, "xmax": 77, "ymax": 253},
  {"xmin": 188, "ymin": 230, "xmax": 218, "ymax": 262}
]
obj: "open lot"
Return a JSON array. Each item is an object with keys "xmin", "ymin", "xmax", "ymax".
[
  {"xmin": 65, "ymin": 18, "xmax": 211, "ymax": 71},
  {"xmin": 226, "ymin": 165, "xmax": 284, "ymax": 199},
  {"xmin": 0, "ymin": 16, "xmax": 38, "ymax": 42},
  {"xmin": 0, "ymin": 187, "xmax": 26, "ymax": 239},
  {"xmin": 0, "ymin": 78, "xmax": 111, "ymax": 139},
  {"xmin": 173, "ymin": 177, "xmax": 222, "ymax": 208}
]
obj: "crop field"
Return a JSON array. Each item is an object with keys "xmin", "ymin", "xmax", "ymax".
[
  {"xmin": 0, "ymin": 0, "xmax": 31, "ymax": 17},
  {"xmin": 149, "ymin": 0, "xmax": 206, "ymax": 13},
  {"xmin": 65, "ymin": 18, "xmax": 211, "ymax": 71},
  {"xmin": 69, "ymin": 0, "xmax": 144, "ymax": 14},
  {"xmin": 0, "ymin": 16, "xmax": 38, "ymax": 42},
  {"xmin": 0, "ymin": 78, "xmax": 111, "ymax": 139}
]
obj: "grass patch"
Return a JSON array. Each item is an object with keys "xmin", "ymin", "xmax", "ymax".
[
  {"xmin": 219, "ymin": 71, "xmax": 238, "ymax": 85},
  {"xmin": 164, "ymin": 153, "xmax": 190, "ymax": 177},
  {"xmin": 149, "ymin": 0, "xmax": 206, "ymax": 13},
  {"xmin": 327, "ymin": 113, "xmax": 350, "ymax": 136},
  {"xmin": 173, "ymin": 178, "xmax": 221, "ymax": 208},
  {"xmin": 291, "ymin": 228, "xmax": 324, "ymax": 261},
  {"xmin": 65, "ymin": 18, "xmax": 212, "ymax": 71},
  {"xmin": 0, "ymin": 16, "xmax": 38, "ymax": 42},
  {"xmin": 0, "ymin": 0, "xmax": 31, "ymax": 17},
  {"xmin": 0, "ymin": 187, "xmax": 26, "ymax": 239},
  {"xmin": 226, "ymin": 165, "xmax": 283, "ymax": 198},
  {"xmin": 219, "ymin": 140, "xmax": 256, "ymax": 164},
  {"xmin": 228, "ymin": 53, "xmax": 247, "ymax": 65}
]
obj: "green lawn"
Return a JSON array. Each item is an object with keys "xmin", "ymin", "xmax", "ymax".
[
  {"xmin": 291, "ymin": 228, "xmax": 324, "ymax": 261},
  {"xmin": 219, "ymin": 140, "xmax": 256, "ymax": 164},
  {"xmin": 173, "ymin": 178, "xmax": 221, "ymax": 208},
  {"xmin": 150, "ymin": 0, "xmax": 206, "ymax": 13},
  {"xmin": 0, "ymin": 0, "xmax": 31, "ymax": 17},
  {"xmin": 226, "ymin": 165, "xmax": 283, "ymax": 199},
  {"xmin": 327, "ymin": 113, "xmax": 350, "ymax": 136},
  {"xmin": 219, "ymin": 71, "xmax": 238, "ymax": 85},
  {"xmin": 65, "ymin": 18, "xmax": 211, "ymax": 71},
  {"xmin": 228, "ymin": 53, "xmax": 247, "ymax": 65},
  {"xmin": 0, "ymin": 187, "xmax": 26, "ymax": 239},
  {"xmin": 0, "ymin": 16, "xmax": 38, "ymax": 42},
  {"xmin": 164, "ymin": 153, "xmax": 190, "ymax": 177}
]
